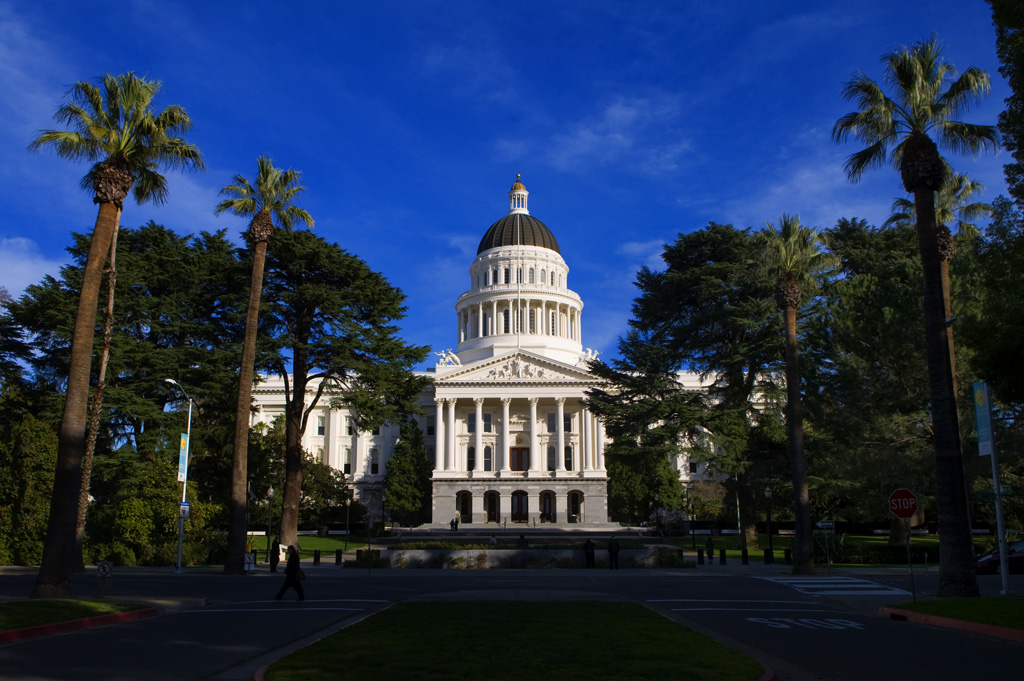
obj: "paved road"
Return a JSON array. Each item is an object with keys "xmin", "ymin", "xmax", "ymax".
[{"xmin": 1, "ymin": 563, "xmax": 1020, "ymax": 681}]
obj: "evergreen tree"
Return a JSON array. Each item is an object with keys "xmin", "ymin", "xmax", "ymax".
[{"xmin": 383, "ymin": 421, "xmax": 432, "ymax": 526}]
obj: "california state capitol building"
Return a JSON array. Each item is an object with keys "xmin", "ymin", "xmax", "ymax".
[{"xmin": 252, "ymin": 176, "xmax": 710, "ymax": 528}]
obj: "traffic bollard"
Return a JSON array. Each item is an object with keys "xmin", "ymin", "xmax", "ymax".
[
  {"xmin": 763, "ymin": 548, "xmax": 773, "ymax": 564},
  {"xmin": 313, "ymin": 549, "xmax": 321, "ymax": 565},
  {"xmin": 741, "ymin": 549, "xmax": 748, "ymax": 565},
  {"xmin": 784, "ymin": 548, "xmax": 792, "ymax": 564},
  {"xmin": 336, "ymin": 549, "xmax": 343, "ymax": 565},
  {"xmin": 697, "ymin": 549, "xmax": 705, "ymax": 565},
  {"xmin": 719, "ymin": 549, "xmax": 726, "ymax": 565}
]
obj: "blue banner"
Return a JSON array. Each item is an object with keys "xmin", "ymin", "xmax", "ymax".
[
  {"xmin": 177, "ymin": 432, "xmax": 190, "ymax": 481},
  {"xmin": 973, "ymin": 382, "xmax": 993, "ymax": 457}
]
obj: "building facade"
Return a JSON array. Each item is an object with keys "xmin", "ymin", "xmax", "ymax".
[{"xmin": 252, "ymin": 177, "xmax": 709, "ymax": 527}]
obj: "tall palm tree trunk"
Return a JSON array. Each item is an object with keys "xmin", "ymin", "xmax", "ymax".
[
  {"xmin": 73, "ymin": 230, "xmax": 119, "ymax": 572},
  {"xmin": 913, "ymin": 187, "xmax": 978, "ymax": 597},
  {"xmin": 225, "ymin": 234, "xmax": 270, "ymax": 575},
  {"xmin": 783, "ymin": 305, "xmax": 815, "ymax": 575},
  {"xmin": 32, "ymin": 200, "xmax": 121, "ymax": 598}
]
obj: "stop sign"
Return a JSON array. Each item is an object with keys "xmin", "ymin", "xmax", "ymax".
[{"xmin": 888, "ymin": 488, "xmax": 918, "ymax": 519}]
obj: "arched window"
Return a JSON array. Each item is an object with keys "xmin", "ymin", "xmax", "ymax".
[
  {"xmin": 503, "ymin": 309, "xmax": 510, "ymax": 333},
  {"xmin": 484, "ymin": 270, "xmax": 490, "ymax": 286},
  {"xmin": 371, "ymin": 447, "xmax": 380, "ymax": 475},
  {"xmin": 564, "ymin": 446, "xmax": 573, "ymax": 471},
  {"xmin": 540, "ymin": 269, "xmax": 546, "ymax": 285},
  {"xmin": 484, "ymin": 446, "xmax": 493, "ymax": 471},
  {"xmin": 529, "ymin": 309, "xmax": 536, "ymax": 334},
  {"xmin": 528, "ymin": 268, "xmax": 535, "ymax": 283},
  {"xmin": 551, "ymin": 271, "xmax": 555, "ymax": 286},
  {"xmin": 493, "ymin": 267, "xmax": 499, "ymax": 284},
  {"xmin": 504, "ymin": 267, "xmax": 510, "ymax": 284},
  {"xmin": 343, "ymin": 447, "xmax": 352, "ymax": 475},
  {"xmin": 550, "ymin": 311, "xmax": 556, "ymax": 336},
  {"xmin": 517, "ymin": 267, "xmax": 523, "ymax": 283}
]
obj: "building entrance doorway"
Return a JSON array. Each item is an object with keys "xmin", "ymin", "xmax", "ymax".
[
  {"xmin": 511, "ymin": 491, "xmax": 528, "ymax": 522},
  {"xmin": 569, "ymin": 491, "xmax": 583, "ymax": 523},
  {"xmin": 484, "ymin": 491, "xmax": 499, "ymax": 523},
  {"xmin": 510, "ymin": 447, "xmax": 529, "ymax": 471},
  {"xmin": 540, "ymin": 491, "xmax": 555, "ymax": 523},
  {"xmin": 456, "ymin": 491, "xmax": 472, "ymax": 524}
]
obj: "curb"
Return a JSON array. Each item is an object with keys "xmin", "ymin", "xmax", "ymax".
[
  {"xmin": 878, "ymin": 607, "xmax": 1024, "ymax": 643},
  {"xmin": 0, "ymin": 607, "xmax": 159, "ymax": 644}
]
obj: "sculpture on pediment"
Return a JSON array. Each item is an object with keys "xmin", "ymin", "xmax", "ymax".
[
  {"xmin": 435, "ymin": 348, "xmax": 462, "ymax": 366},
  {"xmin": 577, "ymin": 347, "xmax": 601, "ymax": 366}
]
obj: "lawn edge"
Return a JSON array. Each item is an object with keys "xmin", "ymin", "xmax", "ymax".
[
  {"xmin": 878, "ymin": 606, "xmax": 1024, "ymax": 643},
  {"xmin": 0, "ymin": 607, "xmax": 159, "ymax": 643}
]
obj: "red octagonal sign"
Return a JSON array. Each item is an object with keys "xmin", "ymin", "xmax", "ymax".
[{"xmin": 888, "ymin": 488, "xmax": 918, "ymax": 519}]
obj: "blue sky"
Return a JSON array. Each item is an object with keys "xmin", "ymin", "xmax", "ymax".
[{"xmin": 0, "ymin": 1, "xmax": 1009, "ymax": 369}]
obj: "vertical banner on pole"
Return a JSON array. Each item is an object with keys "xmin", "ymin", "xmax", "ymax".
[
  {"xmin": 974, "ymin": 382, "xmax": 993, "ymax": 457},
  {"xmin": 177, "ymin": 433, "xmax": 190, "ymax": 482}
]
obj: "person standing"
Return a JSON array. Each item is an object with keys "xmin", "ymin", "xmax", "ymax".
[
  {"xmin": 270, "ymin": 537, "xmax": 281, "ymax": 572},
  {"xmin": 584, "ymin": 538, "xmax": 595, "ymax": 568},
  {"xmin": 705, "ymin": 536, "xmax": 715, "ymax": 565},
  {"xmin": 275, "ymin": 545, "xmax": 305, "ymax": 601},
  {"xmin": 607, "ymin": 536, "xmax": 620, "ymax": 570}
]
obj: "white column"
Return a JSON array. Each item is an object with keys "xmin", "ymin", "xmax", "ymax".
[
  {"xmin": 596, "ymin": 417, "xmax": 605, "ymax": 470},
  {"xmin": 584, "ymin": 408, "xmax": 594, "ymax": 471},
  {"xmin": 446, "ymin": 397, "xmax": 457, "ymax": 471},
  {"xmin": 492, "ymin": 300, "xmax": 499, "ymax": 335},
  {"xmin": 528, "ymin": 398, "xmax": 539, "ymax": 472},
  {"xmin": 434, "ymin": 399, "xmax": 444, "ymax": 472},
  {"xmin": 477, "ymin": 302, "xmax": 483, "ymax": 338},
  {"xmin": 474, "ymin": 398, "xmax": 484, "ymax": 473},
  {"xmin": 556, "ymin": 398, "xmax": 566, "ymax": 472},
  {"xmin": 500, "ymin": 397, "xmax": 511, "ymax": 473}
]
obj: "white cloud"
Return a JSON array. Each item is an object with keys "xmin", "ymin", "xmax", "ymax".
[{"xmin": 0, "ymin": 237, "xmax": 67, "ymax": 297}]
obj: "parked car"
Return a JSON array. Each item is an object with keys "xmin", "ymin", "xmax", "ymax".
[{"xmin": 976, "ymin": 539, "xmax": 1024, "ymax": 574}]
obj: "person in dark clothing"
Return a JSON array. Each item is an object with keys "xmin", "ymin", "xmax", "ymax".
[
  {"xmin": 607, "ymin": 536, "xmax": 620, "ymax": 569},
  {"xmin": 270, "ymin": 537, "xmax": 280, "ymax": 572},
  {"xmin": 705, "ymin": 536, "xmax": 715, "ymax": 565},
  {"xmin": 275, "ymin": 545, "xmax": 305, "ymax": 601},
  {"xmin": 584, "ymin": 538, "xmax": 596, "ymax": 568}
]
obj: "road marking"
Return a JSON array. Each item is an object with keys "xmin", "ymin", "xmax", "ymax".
[
  {"xmin": 193, "ymin": 607, "xmax": 368, "ymax": 613},
  {"xmin": 649, "ymin": 599, "xmax": 812, "ymax": 604},
  {"xmin": 747, "ymin": 617, "xmax": 865, "ymax": 630},
  {"xmin": 760, "ymin": 576, "xmax": 909, "ymax": 596}
]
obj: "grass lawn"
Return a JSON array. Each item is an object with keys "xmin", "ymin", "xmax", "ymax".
[
  {"xmin": 0, "ymin": 600, "xmax": 144, "ymax": 632},
  {"xmin": 896, "ymin": 597, "xmax": 1024, "ymax": 630},
  {"xmin": 265, "ymin": 601, "xmax": 764, "ymax": 681}
]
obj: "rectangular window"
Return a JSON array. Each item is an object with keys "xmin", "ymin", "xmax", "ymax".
[
  {"xmin": 564, "ymin": 413, "xmax": 572, "ymax": 433},
  {"xmin": 316, "ymin": 447, "xmax": 324, "ymax": 463},
  {"xmin": 426, "ymin": 416, "xmax": 435, "ymax": 436},
  {"xmin": 372, "ymin": 425, "xmax": 380, "ymax": 436},
  {"xmin": 547, "ymin": 413, "xmax": 556, "ymax": 433},
  {"xmin": 482, "ymin": 413, "xmax": 492, "ymax": 433},
  {"xmin": 529, "ymin": 310, "xmax": 536, "ymax": 333},
  {"xmin": 371, "ymin": 448, "xmax": 379, "ymax": 475},
  {"xmin": 468, "ymin": 413, "xmax": 476, "ymax": 433},
  {"xmin": 344, "ymin": 448, "xmax": 351, "ymax": 475},
  {"xmin": 467, "ymin": 446, "xmax": 476, "ymax": 470},
  {"xmin": 317, "ymin": 416, "xmax": 325, "ymax": 436},
  {"xmin": 484, "ymin": 446, "xmax": 492, "ymax": 471},
  {"xmin": 688, "ymin": 462, "xmax": 698, "ymax": 474},
  {"xmin": 345, "ymin": 416, "xmax": 353, "ymax": 436},
  {"xmin": 564, "ymin": 446, "xmax": 573, "ymax": 470}
]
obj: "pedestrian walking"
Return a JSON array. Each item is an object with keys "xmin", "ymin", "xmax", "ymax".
[
  {"xmin": 607, "ymin": 536, "xmax": 620, "ymax": 569},
  {"xmin": 275, "ymin": 545, "xmax": 305, "ymax": 601}
]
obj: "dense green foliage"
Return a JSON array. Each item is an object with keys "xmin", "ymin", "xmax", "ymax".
[{"xmin": 383, "ymin": 420, "xmax": 433, "ymax": 525}]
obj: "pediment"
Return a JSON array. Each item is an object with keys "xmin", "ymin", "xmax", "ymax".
[{"xmin": 435, "ymin": 350, "xmax": 600, "ymax": 385}]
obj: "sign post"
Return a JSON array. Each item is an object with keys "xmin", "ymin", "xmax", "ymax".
[
  {"xmin": 974, "ymin": 381, "xmax": 1010, "ymax": 595},
  {"xmin": 889, "ymin": 488, "xmax": 918, "ymax": 602}
]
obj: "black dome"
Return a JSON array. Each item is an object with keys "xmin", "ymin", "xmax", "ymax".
[{"xmin": 477, "ymin": 213, "xmax": 560, "ymax": 255}]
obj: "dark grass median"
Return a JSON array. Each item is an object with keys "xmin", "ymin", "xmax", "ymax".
[{"xmin": 265, "ymin": 601, "xmax": 766, "ymax": 681}]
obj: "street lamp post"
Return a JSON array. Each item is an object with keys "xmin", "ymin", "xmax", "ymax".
[
  {"xmin": 344, "ymin": 495, "xmax": 351, "ymax": 551},
  {"xmin": 765, "ymin": 487, "xmax": 774, "ymax": 563},
  {"xmin": 165, "ymin": 378, "xmax": 194, "ymax": 574},
  {"xmin": 266, "ymin": 486, "xmax": 275, "ymax": 563}
]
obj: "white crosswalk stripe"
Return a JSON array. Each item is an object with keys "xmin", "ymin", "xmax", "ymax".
[{"xmin": 760, "ymin": 576, "xmax": 910, "ymax": 596}]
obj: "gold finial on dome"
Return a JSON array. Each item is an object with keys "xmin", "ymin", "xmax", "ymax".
[{"xmin": 511, "ymin": 173, "xmax": 526, "ymax": 191}]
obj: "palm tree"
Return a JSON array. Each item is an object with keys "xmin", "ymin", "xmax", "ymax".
[
  {"xmin": 833, "ymin": 38, "xmax": 998, "ymax": 597},
  {"xmin": 28, "ymin": 73, "xmax": 202, "ymax": 598},
  {"xmin": 884, "ymin": 173, "xmax": 992, "ymax": 389},
  {"xmin": 752, "ymin": 214, "xmax": 836, "ymax": 576},
  {"xmin": 215, "ymin": 156, "xmax": 313, "ymax": 575}
]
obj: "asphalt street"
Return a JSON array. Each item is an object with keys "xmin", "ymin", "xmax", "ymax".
[{"xmin": 1, "ymin": 562, "xmax": 1020, "ymax": 681}]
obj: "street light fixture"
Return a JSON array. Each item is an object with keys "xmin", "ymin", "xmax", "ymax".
[
  {"xmin": 267, "ymin": 486, "xmax": 275, "ymax": 563},
  {"xmin": 164, "ymin": 378, "xmax": 194, "ymax": 574}
]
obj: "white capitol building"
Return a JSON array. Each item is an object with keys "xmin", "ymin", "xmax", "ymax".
[{"xmin": 253, "ymin": 177, "xmax": 710, "ymax": 527}]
